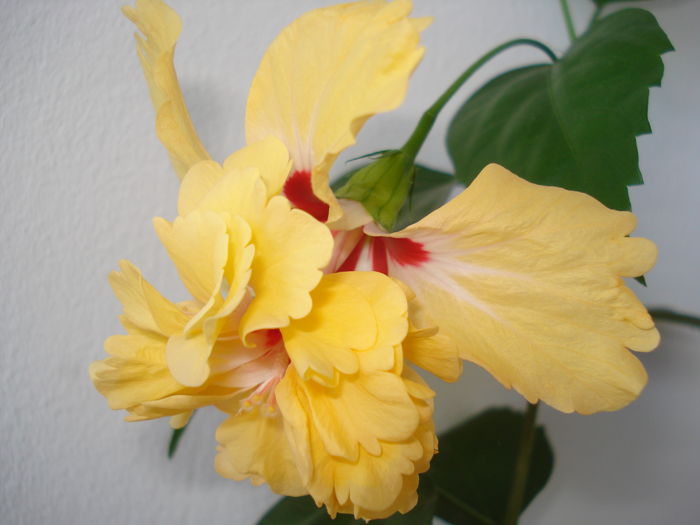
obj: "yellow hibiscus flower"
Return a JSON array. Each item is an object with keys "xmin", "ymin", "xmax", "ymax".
[{"xmin": 101, "ymin": 0, "xmax": 660, "ymax": 519}]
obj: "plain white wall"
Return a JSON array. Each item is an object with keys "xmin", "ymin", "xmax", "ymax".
[{"xmin": 1, "ymin": 1, "xmax": 698, "ymax": 524}]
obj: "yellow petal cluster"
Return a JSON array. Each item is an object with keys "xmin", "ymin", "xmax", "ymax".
[{"xmin": 92, "ymin": 136, "xmax": 457, "ymax": 518}]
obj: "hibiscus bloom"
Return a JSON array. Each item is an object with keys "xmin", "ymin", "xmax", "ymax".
[{"xmin": 96, "ymin": 0, "xmax": 660, "ymax": 519}]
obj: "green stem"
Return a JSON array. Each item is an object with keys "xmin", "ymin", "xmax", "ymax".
[
  {"xmin": 559, "ymin": 0, "xmax": 577, "ymax": 42},
  {"xmin": 401, "ymin": 38, "xmax": 557, "ymax": 161},
  {"xmin": 649, "ymin": 308, "xmax": 700, "ymax": 329},
  {"xmin": 503, "ymin": 402, "xmax": 539, "ymax": 525}
]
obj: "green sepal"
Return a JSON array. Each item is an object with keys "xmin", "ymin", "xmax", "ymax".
[
  {"xmin": 167, "ymin": 412, "xmax": 194, "ymax": 459},
  {"xmin": 447, "ymin": 8, "xmax": 673, "ymax": 211},
  {"xmin": 335, "ymin": 150, "xmax": 415, "ymax": 231},
  {"xmin": 333, "ymin": 164, "xmax": 459, "ymax": 230}
]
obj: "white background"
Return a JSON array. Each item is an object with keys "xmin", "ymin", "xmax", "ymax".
[{"xmin": 1, "ymin": 1, "xmax": 699, "ymax": 524}]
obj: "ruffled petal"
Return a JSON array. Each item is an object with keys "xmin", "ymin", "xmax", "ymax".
[
  {"xmin": 246, "ymin": 0, "xmax": 428, "ymax": 221},
  {"xmin": 178, "ymin": 161, "xmax": 224, "ymax": 216},
  {"xmin": 402, "ymin": 324, "xmax": 462, "ymax": 383},
  {"xmin": 123, "ymin": 0, "xmax": 211, "ymax": 178},
  {"xmin": 90, "ymin": 332, "xmax": 180, "ymax": 410},
  {"xmin": 215, "ymin": 409, "xmax": 307, "ymax": 496},
  {"xmin": 108, "ymin": 259, "xmax": 188, "ymax": 336},
  {"xmin": 281, "ymin": 272, "xmax": 407, "ymax": 383},
  {"xmin": 276, "ymin": 367, "xmax": 434, "ymax": 520},
  {"xmin": 381, "ymin": 164, "xmax": 659, "ymax": 414},
  {"xmin": 165, "ymin": 332, "xmax": 210, "ymax": 387},
  {"xmin": 277, "ymin": 366, "xmax": 418, "ymax": 463},
  {"xmin": 184, "ymin": 166, "xmax": 267, "ymax": 226},
  {"xmin": 240, "ymin": 197, "xmax": 334, "ymax": 339},
  {"xmin": 223, "ymin": 137, "xmax": 292, "ymax": 198},
  {"xmin": 153, "ymin": 211, "xmax": 228, "ymax": 307}
]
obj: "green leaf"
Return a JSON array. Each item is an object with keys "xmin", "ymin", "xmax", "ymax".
[
  {"xmin": 332, "ymin": 164, "xmax": 460, "ymax": 229},
  {"xmin": 396, "ymin": 166, "xmax": 461, "ymax": 230},
  {"xmin": 257, "ymin": 476, "xmax": 436, "ymax": 525},
  {"xmin": 431, "ymin": 408, "xmax": 554, "ymax": 525},
  {"xmin": 447, "ymin": 8, "xmax": 673, "ymax": 211},
  {"xmin": 167, "ymin": 413, "xmax": 193, "ymax": 459}
]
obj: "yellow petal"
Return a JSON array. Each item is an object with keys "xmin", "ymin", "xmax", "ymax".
[
  {"xmin": 90, "ymin": 332, "xmax": 180, "ymax": 410},
  {"xmin": 387, "ymin": 164, "xmax": 659, "ymax": 414},
  {"xmin": 246, "ymin": 0, "xmax": 428, "ymax": 222},
  {"xmin": 178, "ymin": 161, "xmax": 225, "ymax": 216},
  {"xmin": 165, "ymin": 332, "xmax": 211, "ymax": 387},
  {"xmin": 223, "ymin": 137, "xmax": 292, "ymax": 198},
  {"xmin": 124, "ymin": 388, "xmax": 237, "ymax": 422},
  {"xmin": 282, "ymin": 272, "xmax": 407, "ymax": 383},
  {"xmin": 215, "ymin": 409, "xmax": 307, "ymax": 496},
  {"xmin": 108, "ymin": 260, "xmax": 188, "ymax": 336},
  {"xmin": 278, "ymin": 367, "xmax": 419, "ymax": 462},
  {"xmin": 403, "ymin": 324, "xmax": 462, "ymax": 383},
  {"xmin": 153, "ymin": 211, "xmax": 228, "ymax": 306},
  {"xmin": 123, "ymin": 0, "xmax": 211, "ymax": 178},
  {"xmin": 276, "ymin": 367, "xmax": 434, "ymax": 520},
  {"xmin": 193, "ymin": 167, "xmax": 267, "ymax": 226},
  {"xmin": 240, "ymin": 196, "xmax": 333, "ymax": 339}
]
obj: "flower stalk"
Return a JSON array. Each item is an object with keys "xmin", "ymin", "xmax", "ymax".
[{"xmin": 503, "ymin": 402, "xmax": 539, "ymax": 525}]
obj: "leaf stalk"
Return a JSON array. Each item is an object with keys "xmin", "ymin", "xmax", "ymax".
[
  {"xmin": 559, "ymin": 0, "xmax": 577, "ymax": 42},
  {"xmin": 401, "ymin": 38, "xmax": 557, "ymax": 163}
]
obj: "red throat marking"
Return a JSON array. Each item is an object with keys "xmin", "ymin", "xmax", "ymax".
[
  {"xmin": 263, "ymin": 329, "xmax": 282, "ymax": 347},
  {"xmin": 335, "ymin": 234, "xmax": 430, "ymax": 274},
  {"xmin": 383, "ymin": 237, "xmax": 430, "ymax": 267},
  {"xmin": 284, "ymin": 170, "xmax": 330, "ymax": 222}
]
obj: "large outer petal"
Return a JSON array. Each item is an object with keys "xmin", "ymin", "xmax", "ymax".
[
  {"xmin": 246, "ymin": 0, "xmax": 429, "ymax": 222},
  {"xmin": 385, "ymin": 164, "xmax": 660, "ymax": 414},
  {"xmin": 123, "ymin": 0, "xmax": 211, "ymax": 178}
]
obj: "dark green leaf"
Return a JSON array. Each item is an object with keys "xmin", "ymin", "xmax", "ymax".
[
  {"xmin": 447, "ymin": 8, "xmax": 673, "ymax": 211},
  {"xmin": 332, "ymin": 164, "xmax": 460, "ymax": 230},
  {"xmin": 167, "ymin": 413, "xmax": 193, "ymax": 459},
  {"xmin": 431, "ymin": 408, "xmax": 554, "ymax": 525},
  {"xmin": 396, "ymin": 166, "xmax": 461, "ymax": 230},
  {"xmin": 257, "ymin": 476, "xmax": 436, "ymax": 525}
]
